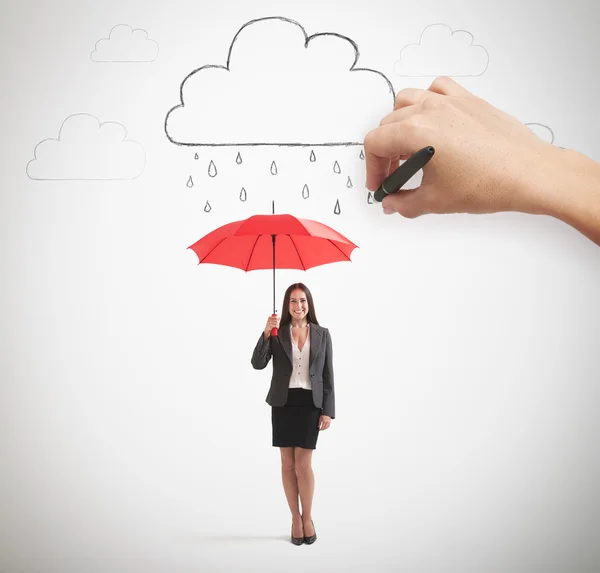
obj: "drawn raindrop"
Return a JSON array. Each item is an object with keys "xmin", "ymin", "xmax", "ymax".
[
  {"xmin": 204, "ymin": 200, "xmax": 212, "ymax": 213},
  {"xmin": 359, "ymin": 150, "xmax": 365, "ymax": 160},
  {"xmin": 367, "ymin": 192, "xmax": 374, "ymax": 204},
  {"xmin": 239, "ymin": 187, "xmax": 247, "ymax": 202},
  {"xmin": 346, "ymin": 176, "xmax": 353, "ymax": 188},
  {"xmin": 334, "ymin": 199, "xmax": 341, "ymax": 215},
  {"xmin": 333, "ymin": 161, "xmax": 341, "ymax": 174},
  {"xmin": 302, "ymin": 184, "xmax": 310, "ymax": 199},
  {"xmin": 236, "ymin": 152, "xmax": 242, "ymax": 164},
  {"xmin": 270, "ymin": 161, "xmax": 278, "ymax": 175},
  {"xmin": 208, "ymin": 160, "xmax": 217, "ymax": 177},
  {"xmin": 309, "ymin": 150, "xmax": 316, "ymax": 162},
  {"xmin": 194, "ymin": 152, "xmax": 199, "ymax": 160},
  {"xmin": 186, "ymin": 175, "xmax": 194, "ymax": 188}
]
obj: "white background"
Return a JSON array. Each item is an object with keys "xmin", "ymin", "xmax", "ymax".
[{"xmin": 2, "ymin": 0, "xmax": 600, "ymax": 572}]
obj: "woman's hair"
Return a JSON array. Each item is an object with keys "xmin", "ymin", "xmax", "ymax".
[{"xmin": 279, "ymin": 283, "xmax": 319, "ymax": 327}]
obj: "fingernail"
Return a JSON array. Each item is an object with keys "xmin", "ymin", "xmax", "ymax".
[{"xmin": 383, "ymin": 208, "xmax": 394, "ymax": 215}]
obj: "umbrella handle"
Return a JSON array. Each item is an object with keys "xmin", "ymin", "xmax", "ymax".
[{"xmin": 270, "ymin": 313, "xmax": 278, "ymax": 337}]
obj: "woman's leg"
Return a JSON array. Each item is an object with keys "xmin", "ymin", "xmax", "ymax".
[
  {"xmin": 280, "ymin": 447, "xmax": 303, "ymax": 537},
  {"xmin": 294, "ymin": 447, "xmax": 315, "ymax": 536}
]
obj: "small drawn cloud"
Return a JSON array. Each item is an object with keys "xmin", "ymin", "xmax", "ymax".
[
  {"xmin": 165, "ymin": 16, "xmax": 395, "ymax": 146},
  {"xmin": 26, "ymin": 113, "xmax": 146, "ymax": 180},
  {"xmin": 525, "ymin": 123, "xmax": 555, "ymax": 144},
  {"xmin": 91, "ymin": 24, "xmax": 158, "ymax": 62},
  {"xmin": 394, "ymin": 23, "xmax": 489, "ymax": 77}
]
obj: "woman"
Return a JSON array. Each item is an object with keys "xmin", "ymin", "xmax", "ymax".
[{"xmin": 251, "ymin": 282, "xmax": 335, "ymax": 546}]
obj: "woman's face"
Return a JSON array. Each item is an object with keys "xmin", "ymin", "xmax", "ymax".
[{"xmin": 289, "ymin": 289, "xmax": 309, "ymax": 321}]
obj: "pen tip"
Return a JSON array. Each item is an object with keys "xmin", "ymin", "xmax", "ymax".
[{"xmin": 427, "ymin": 146, "xmax": 435, "ymax": 154}]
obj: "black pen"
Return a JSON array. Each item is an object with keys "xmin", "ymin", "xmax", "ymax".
[{"xmin": 373, "ymin": 146, "xmax": 435, "ymax": 202}]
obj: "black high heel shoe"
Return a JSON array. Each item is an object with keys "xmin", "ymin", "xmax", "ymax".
[
  {"xmin": 291, "ymin": 523, "xmax": 304, "ymax": 545},
  {"xmin": 303, "ymin": 519, "xmax": 317, "ymax": 545}
]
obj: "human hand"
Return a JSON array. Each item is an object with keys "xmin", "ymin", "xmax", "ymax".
[
  {"xmin": 264, "ymin": 314, "xmax": 280, "ymax": 337},
  {"xmin": 364, "ymin": 76, "xmax": 564, "ymax": 218},
  {"xmin": 318, "ymin": 415, "xmax": 331, "ymax": 431}
]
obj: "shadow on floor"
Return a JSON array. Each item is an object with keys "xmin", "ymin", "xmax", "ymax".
[{"xmin": 185, "ymin": 533, "xmax": 291, "ymax": 543}]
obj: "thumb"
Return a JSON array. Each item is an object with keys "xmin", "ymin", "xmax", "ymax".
[{"xmin": 381, "ymin": 186, "xmax": 430, "ymax": 218}]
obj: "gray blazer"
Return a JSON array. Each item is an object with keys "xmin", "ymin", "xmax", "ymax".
[{"xmin": 251, "ymin": 323, "xmax": 335, "ymax": 419}]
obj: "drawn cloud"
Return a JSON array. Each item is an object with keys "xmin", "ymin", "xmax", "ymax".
[
  {"xmin": 394, "ymin": 23, "xmax": 489, "ymax": 77},
  {"xmin": 525, "ymin": 123, "xmax": 555, "ymax": 144},
  {"xmin": 26, "ymin": 113, "xmax": 146, "ymax": 180},
  {"xmin": 91, "ymin": 24, "xmax": 158, "ymax": 62},
  {"xmin": 164, "ymin": 16, "xmax": 395, "ymax": 146}
]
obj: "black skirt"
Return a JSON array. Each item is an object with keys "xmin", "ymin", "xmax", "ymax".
[{"xmin": 272, "ymin": 388, "xmax": 320, "ymax": 450}]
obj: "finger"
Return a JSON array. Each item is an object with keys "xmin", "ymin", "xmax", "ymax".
[
  {"xmin": 379, "ymin": 105, "xmax": 419, "ymax": 127},
  {"xmin": 381, "ymin": 186, "xmax": 431, "ymax": 219},
  {"xmin": 363, "ymin": 151, "xmax": 390, "ymax": 192},
  {"xmin": 428, "ymin": 76, "xmax": 474, "ymax": 98},
  {"xmin": 364, "ymin": 121, "xmax": 429, "ymax": 191},
  {"xmin": 394, "ymin": 87, "xmax": 438, "ymax": 110},
  {"xmin": 389, "ymin": 154, "xmax": 402, "ymax": 176}
]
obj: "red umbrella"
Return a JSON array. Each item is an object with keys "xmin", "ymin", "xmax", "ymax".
[{"xmin": 188, "ymin": 203, "xmax": 358, "ymax": 335}]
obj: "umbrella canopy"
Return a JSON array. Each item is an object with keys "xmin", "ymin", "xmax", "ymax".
[
  {"xmin": 188, "ymin": 213, "xmax": 358, "ymax": 326},
  {"xmin": 188, "ymin": 214, "xmax": 358, "ymax": 271}
]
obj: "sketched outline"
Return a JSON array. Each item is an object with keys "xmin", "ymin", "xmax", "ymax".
[
  {"xmin": 91, "ymin": 24, "xmax": 159, "ymax": 63},
  {"xmin": 26, "ymin": 113, "xmax": 146, "ymax": 180},
  {"xmin": 394, "ymin": 23, "xmax": 489, "ymax": 77},
  {"xmin": 164, "ymin": 16, "xmax": 395, "ymax": 147},
  {"xmin": 525, "ymin": 122, "xmax": 555, "ymax": 144}
]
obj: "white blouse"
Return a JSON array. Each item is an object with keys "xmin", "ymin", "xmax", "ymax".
[{"xmin": 288, "ymin": 323, "xmax": 312, "ymax": 390}]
